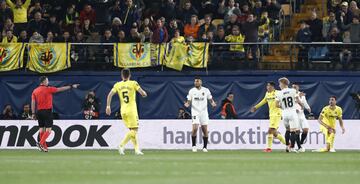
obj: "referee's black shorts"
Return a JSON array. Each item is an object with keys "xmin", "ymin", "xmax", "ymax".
[{"xmin": 36, "ymin": 109, "xmax": 53, "ymax": 128}]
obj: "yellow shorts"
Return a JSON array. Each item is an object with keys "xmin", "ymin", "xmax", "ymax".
[
  {"xmin": 269, "ymin": 116, "xmax": 281, "ymax": 129},
  {"xmin": 122, "ymin": 113, "xmax": 139, "ymax": 128}
]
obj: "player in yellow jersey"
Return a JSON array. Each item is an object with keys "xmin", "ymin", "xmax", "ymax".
[
  {"xmin": 106, "ymin": 68, "xmax": 147, "ymax": 155},
  {"xmin": 250, "ymin": 82, "xmax": 286, "ymax": 152},
  {"xmin": 313, "ymin": 96, "xmax": 345, "ymax": 153}
]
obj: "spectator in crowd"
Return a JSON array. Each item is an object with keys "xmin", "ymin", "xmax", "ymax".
[
  {"xmin": 73, "ymin": 19, "xmax": 82, "ymax": 36},
  {"xmin": 79, "ymin": 4, "xmax": 96, "ymax": 25},
  {"xmin": 258, "ymin": 11, "xmax": 271, "ymax": 55},
  {"xmin": 0, "ymin": 104, "xmax": 17, "ymax": 120},
  {"xmin": 224, "ymin": 14, "xmax": 239, "ymax": 35},
  {"xmin": 306, "ymin": 11, "xmax": 323, "ymax": 42},
  {"xmin": 162, "ymin": 0, "xmax": 177, "ymax": 21},
  {"xmin": 17, "ymin": 30, "xmax": 28, "ymax": 42},
  {"xmin": 0, "ymin": 1, "xmax": 13, "ymax": 31},
  {"xmin": 139, "ymin": 17, "xmax": 155, "ymax": 32},
  {"xmin": 241, "ymin": 13, "xmax": 266, "ymax": 64},
  {"xmin": 2, "ymin": 18, "xmax": 14, "ymax": 35},
  {"xmin": 340, "ymin": 15, "xmax": 360, "ymax": 43},
  {"xmin": 101, "ymin": 29, "xmax": 115, "ymax": 63},
  {"xmin": 151, "ymin": 19, "xmax": 169, "ymax": 43},
  {"xmin": 1, "ymin": 29, "xmax": 16, "ymax": 43},
  {"xmin": 219, "ymin": 0, "xmax": 241, "ymax": 23},
  {"xmin": 111, "ymin": 17, "xmax": 122, "ymax": 37},
  {"xmin": 326, "ymin": 27, "xmax": 342, "ymax": 68},
  {"xmin": 336, "ymin": 1, "xmax": 353, "ymax": 27},
  {"xmin": 178, "ymin": 1, "xmax": 198, "ymax": 25},
  {"xmin": 238, "ymin": 3, "xmax": 251, "ymax": 23},
  {"xmin": 198, "ymin": 14, "xmax": 216, "ymax": 39},
  {"xmin": 6, "ymin": 0, "xmax": 31, "ymax": 35},
  {"xmin": 167, "ymin": 19, "xmax": 183, "ymax": 39},
  {"xmin": 27, "ymin": 11, "xmax": 47, "ymax": 36},
  {"xmin": 340, "ymin": 31, "xmax": 353, "ymax": 69},
  {"xmin": 253, "ymin": 0, "xmax": 264, "ymax": 18},
  {"xmin": 73, "ymin": 32, "xmax": 86, "ymax": 62},
  {"xmin": 322, "ymin": 11, "xmax": 338, "ymax": 39},
  {"xmin": 220, "ymin": 92, "xmax": 237, "ymax": 119},
  {"xmin": 184, "ymin": 15, "xmax": 200, "ymax": 40},
  {"xmin": 28, "ymin": 1, "xmax": 44, "ymax": 20},
  {"xmin": 86, "ymin": 29, "xmax": 101, "ymax": 61},
  {"xmin": 213, "ymin": 25, "xmax": 227, "ymax": 50},
  {"xmin": 350, "ymin": 1, "xmax": 360, "ymax": 17},
  {"xmin": 58, "ymin": 31, "xmax": 72, "ymax": 42},
  {"xmin": 120, "ymin": 0, "xmax": 140, "ymax": 34},
  {"xmin": 140, "ymin": 26, "xmax": 153, "ymax": 42},
  {"xmin": 82, "ymin": 18, "xmax": 94, "ymax": 38},
  {"xmin": 63, "ymin": 5, "xmax": 79, "ymax": 31},
  {"xmin": 46, "ymin": 14, "xmax": 61, "ymax": 38},
  {"xmin": 19, "ymin": 104, "xmax": 32, "ymax": 120},
  {"xmin": 296, "ymin": 20, "xmax": 312, "ymax": 69},
  {"xmin": 171, "ymin": 29, "xmax": 185, "ymax": 43},
  {"xmin": 127, "ymin": 27, "xmax": 141, "ymax": 42},
  {"xmin": 45, "ymin": 31, "xmax": 55, "ymax": 43},
  {"xmin": 266, "ymin": 0, "xmax": 281, "ymax": 41},
  {"xmin": 29, "ymin": 31, "xmax": 43, "ymax": 43},
  {"xmin": 225, "ymin": 25, "xmax": 245, "ymax": 59},
  {"xmin": 199, "ymin": 0, "xmax": 217, "ymax": 18},
  {"xmin": 177, "ymin": 107, "xmax": 191, "ymax": 119},
  {"xmin": 82, "ymin": 91, "xmax": 100, "ymax": 120},
  {"xmin": 116, "ymin": 30, "xmax": 127, "ymax": 42},
  {"xmin": 108, "ymin": 0, "xmax": 122, "ymax": 23}
]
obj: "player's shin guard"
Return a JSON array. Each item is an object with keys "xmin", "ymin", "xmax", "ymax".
[
  {"xmin": 300, "ymin": 132, "xmax": 308, "ymax": 145},
  {"xmin": 267, "ymin": 134, "xmax": 274, "ymax": 149},
  {"xmin": 192, "ymin": 136, "xmax": 197, "ymax": 147},
  {"xmin": 285, "ymin": 130, "xmax": 291, "ymax": 146},
  {"xmin": 203, "ymin": 137, "xmax": 208, "ymax": 149},
  {"xmin": 120, "ymin": 131, "xmax": 132, "ymax": 148},
  {"xmin": 275, "ymin": 134, "xmax": 286, "ymax": 145},
  {"xmin": 130, "ymin": 130, "xmax": 139, "ymax": 151}
]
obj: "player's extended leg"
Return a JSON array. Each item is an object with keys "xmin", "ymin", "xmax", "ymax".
[
  {"xmin": 129, "ymin": 128, "xmax": 143, "ymax": 155},
  {"xmin": 192, "ymin": 124, "xmax": 199, "ymax": 152},
  {"xmin": 300, "ymin": 128, "xmax": 309, "ymax": 146},
  {"xmin": 40, "ymin": 128, "xmax": 52, "ymax": 152},
  {"xmin": 201, "ymin": 125, "xmax": 209, "ymax": 152},
  {"xmin": 119, "ymin": 130, "xmax": 133, "ymax": 155}
]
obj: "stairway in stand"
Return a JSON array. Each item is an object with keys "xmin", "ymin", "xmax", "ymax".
[{"xmin": 261, "ymin": 0, "xmax": 326, "ymax": 69}]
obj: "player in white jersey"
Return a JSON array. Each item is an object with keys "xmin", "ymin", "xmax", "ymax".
[
  {"xmin": 184, "ymin": 77, "xmax": 216, "ymax": 153},
  {"xmin": 275, "ymin": 77, "xmax": 304, "ymax": 153},
  {"xmin": 292, "ymin": 83, "xmax": 312, "ymax": 152}
]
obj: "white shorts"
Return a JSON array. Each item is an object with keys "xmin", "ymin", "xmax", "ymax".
[
  {"xmin": 282, "ymin": 110, "xmax": 300, "ymax": 130},
  {"xmin": 192, "ymin": 113, "xmax": 209, "ymax": 125},
  {"xmin": 298, "ymin": 112, "xmax": 309, "ymax": 129}
]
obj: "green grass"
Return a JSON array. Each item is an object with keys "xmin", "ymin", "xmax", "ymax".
[{"xmin": 0, "ymin": 150, "xmax": 360, "ymax": 184}]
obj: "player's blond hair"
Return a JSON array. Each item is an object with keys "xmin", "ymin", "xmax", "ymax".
[{"xmin": 278, "ymin": 77, "xmax": 290, "ymax": 86}]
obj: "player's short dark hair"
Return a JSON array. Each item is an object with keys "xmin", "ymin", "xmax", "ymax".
[
  {"xmin": 194, "ymin": 76, "xmax": 201, "ymax": 80},
  {"xmin": 292, "ymin": 82, "xmax": 300, "ymax": 86},
  {"xmin": 121, "ymin": 68, "xmax": 131, "ymax": 79},
  {"xmin": 227, "ymin": 92, "xmax": 234, "ymax": 97},
  {"xmin": 39, "ymin": 76, "xmax": 48, "ymax": 84},
  {"xmin": 330, "ymin": 96, "xmax": 337, "ymax": 100},
  {"xmin": 267, "ymin": 81, "xmax": 275, "ymax": 87}
]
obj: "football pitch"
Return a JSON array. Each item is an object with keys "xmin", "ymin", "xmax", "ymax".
[{"xmin": 1, "ymin": 150, "xmax": 359, "ymax": 184}]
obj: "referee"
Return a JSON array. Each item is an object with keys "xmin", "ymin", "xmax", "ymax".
[{"xmin": 31, "ymin": 76, "xmax": 79, "ymax": 152}]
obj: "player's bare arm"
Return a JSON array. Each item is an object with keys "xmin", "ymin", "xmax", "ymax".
[
  {"xmin": 106, "ymin": 90, "xmax": 116, "ymax": 116},
  {"xmin": 339, "ymin": 117, "xmax": 345, "ymax": 134},
  {"xmin": 209, "ymin": 98, "xmax": 216, "ymax": 108},
  {"xmin": 31, "ymin": 98, "xmax": 36, "ymax": 120},
  {"xmin": 56, "ymin": 84, "xmax": 80, "ymax": 93},
  {"xmin": 137, "ymin": 87, "xmax": 147, "ymax": 97}
]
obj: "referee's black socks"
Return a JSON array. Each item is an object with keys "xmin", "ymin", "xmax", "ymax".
[
  {"xmin": 203, "ymin": 137, "xmax": 208, "ymax": 149},
  {"xmin": 192, "ymin": 136, "xmax": 196, "ymax": 147}
]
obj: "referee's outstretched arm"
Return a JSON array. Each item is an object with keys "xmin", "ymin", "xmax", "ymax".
[{"xmin": 56, "ymin": 84, "xmax": 80, "ymax": 93}]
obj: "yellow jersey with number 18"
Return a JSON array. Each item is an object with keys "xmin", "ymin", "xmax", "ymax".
[{"xmin": 111, "ymin": 80, "xmax": 140, "ymax": 115}]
